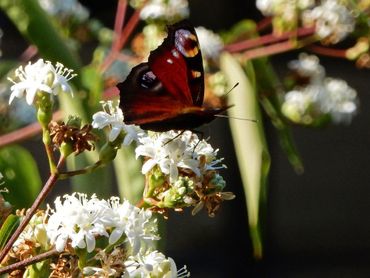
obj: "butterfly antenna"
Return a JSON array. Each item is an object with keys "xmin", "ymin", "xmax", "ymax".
[
  {"xmin": 215, "ymin": 114, "xmax": 258, "ymax": 123},
  {"xmin": 224, "ymin": 82, "xmax": 239, "ymax": 97}
]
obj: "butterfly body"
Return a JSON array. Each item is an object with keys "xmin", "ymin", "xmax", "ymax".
[{"xmin": 117, "ymin": 20, "xmax": 228, "ymax": 132}]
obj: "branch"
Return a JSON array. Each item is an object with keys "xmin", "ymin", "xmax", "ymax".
[
  {"xmin": 0, "ymin": 249, "xmax": 59, "ymax": 275},
  {"xmin": 0, "ymin": 110, "xmax": 63, "ymax": 148}
]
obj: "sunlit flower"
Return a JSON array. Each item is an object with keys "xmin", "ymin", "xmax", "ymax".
[
  {"xmin": 138, "ymin": 0, "xmax": 189, "ymax": 22},
  {"xmin": 256, "ymin": 0, "xmax": 314, "ymax": 20},
  {"xmin": 195, "ymin": 26, "xmax": 224, "ymax": 61},
  {"xmin": 83, "ymin": 248, "xmax": 126, "ymax": 277},
  {"xmin": 108, "ymin": 197, "xmax": 159, "ymax": 255},
  {"xmin": 38, "ymin": 0, "xmax": 89, "ymax": 21},
  {"xmin": 46, "ymin": 193, "xmax": 111, "ymax": 253},
  {"xmin": 123, "ymin": 250, "xmax": 190, "ymax": 278},
  {"xmin": 92, "ymin": 101, "xmax": 144, "ymax": 145},
  {"xmin": 302, "ymin": 0, "xmax": 355, "ymax": 44},
  {"xmin": 8, "ymin": 59, "xmax": 76, "ymax": 105},
  {"xmin": 12, "ymin": 211, "xmax": 49, "ymax": 260},
  {"xmin": 136, "ymin": 131, "xmax": 200, "ymax": 182}
]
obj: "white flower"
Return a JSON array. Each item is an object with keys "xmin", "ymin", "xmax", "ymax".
[
  {"xmin": 38, "ymin": 0, "xmax": 89, "ymax": 21},
  {"xmin": 139, "ymin": 0, "xmax": 189, "ymax": 21},
  {"xmin": 282, "ymin": 78, "xmax": 358, "ymax": 124},
  {"xmin": 108, "ymin": 197, "xmax": 159, "ymax": 255},
  {"xmin": 136, "ymin": 131, "xmax": 200, "ymax": 182},
  {"xmin": 123, "ymin": 250, "xmax": 190, "ymax": 278},
  {"xmin": 288, "ymin": 53, "xmax": 325, "ymax": 83},
  {"xmin": 46, "ymin": 193, "xmax": 111, "ymax": 253},
  {"xmin": 136, "ymin": 131, "xmax": 226, "ymax": 182},
  {"xmin": 92, "ymin": 101, "xmax": 144, "ymax": 144},
  {"xmin": 321, "ymin": 78, "xmax": 358, "ymax": 124},
  {"xmin": 302, "ymin": 0, "xmax": 355, "ymax": 43},
  {"xmin": 13, "ymin": 212, "xmax": 49, "ymax": 251},
  {"xmin": 8, "ymin": 59, "xmax": 76, "ymax": 105},
  {"xmin": 256, "ymin": 0, "xmax": 315, "ymax": 18},
  {"xmin": 195, "ymin": 27, "xmax": 224, "ymax": 61}
]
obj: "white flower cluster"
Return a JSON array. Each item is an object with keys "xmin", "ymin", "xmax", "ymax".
[
  {"xmin": 46, "ymin": 193, "xmax": 158, "ymax": 254},
  {"xmin": 135, "ymin": 130, "xmax": 225, "ymax": 183},
  {"xmin": 282, "ymin": 53, "xmax": 358, "ymax": 125},
  {"xmin": 302, "ymin": 0, "xmax": 355, "ymax": 43},
  {"xmin": 8, "ymin": 59, "xmax": 76, "ymax": 106},
  {"xmin": 136, "ymin": 0, "xmax": 189, "ymax": 22},
  {"xmin": 92, "ymin": 103, "xmax": 225, "ymax": 183},
  {"xmin": 123, "ymin": 250, "xmax": 190, "ymax": 278},
  {"xmin": 195, "ymin": 27, "xmax": 224, "ymax": 61},
  {"xmin": 256, "ymin": 0, "xmax": 355, "ymax": 44},
  {"xmin": 92, "ymin": 101, "xmax": 144, "ymax": 145},
  {"xmin": 256, "ymin": 0, "xmax": 315, "ymax": 21},
  {"xmin": 38, "ymin": 0, "xmax": 89, "ymax": 21}
]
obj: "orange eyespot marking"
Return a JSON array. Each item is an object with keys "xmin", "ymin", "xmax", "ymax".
[
  {"xmin": 175, "ymin": 29, "xmax": 200, "ymax": 58},
  {"xmin": 191, "ymin": 70, "xmax": 202, "ymax": 78}
]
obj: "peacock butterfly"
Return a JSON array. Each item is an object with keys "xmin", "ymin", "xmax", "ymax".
[{"xmin": 117, "ymin": 20, "xmax": 229, "ymax": 132}]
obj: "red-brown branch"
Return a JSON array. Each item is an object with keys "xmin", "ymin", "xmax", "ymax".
[
  {"xmin": 306, "ymin": 44, "xmax": 347, "ymax": 58},
  {"xmin": 112, "ymin": 0, "xmax": 128, "ymax": 52},
  {"xmin": 0, "ymin": 110, "xmax": 63, "ymax": 148},
  {"xmin": 224, "ymin": 26, "xmax": 315, "ymax": 53},
  {"xmin": 0, "ymin": 249, "xmax": 59, "ymax": 275}
]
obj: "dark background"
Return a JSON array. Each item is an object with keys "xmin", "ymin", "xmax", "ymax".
[{"xmin": 2, "ymin": 1, "xmax": 370, "ymax": 277}]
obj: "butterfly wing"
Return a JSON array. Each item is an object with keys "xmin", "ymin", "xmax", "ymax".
[
  {"xmin": 117, "ymin": 63, "xmax": 190, "ymax": 125},
  {"xmin": 118, "ymin": 20, "xmax": 205, "ymax": 125},
  {"xmin": 149, "ymin": 20, "xmax": 204, "ymax": 106}
]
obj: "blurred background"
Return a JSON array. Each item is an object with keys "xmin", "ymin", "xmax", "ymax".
[{"xmin": 1, "ymin": 0, "xmax": 370, "ymax": 277}]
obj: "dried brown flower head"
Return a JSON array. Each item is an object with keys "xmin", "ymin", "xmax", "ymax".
[
  {"xmin": 49, "ymin": 254, "xmax": 79, "ymax": 278},
  {"xmin": 49, "ymin": 117, "xmax": 97, "ymax": 155}
]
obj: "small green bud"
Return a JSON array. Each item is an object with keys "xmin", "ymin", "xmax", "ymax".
[
  {"xmin": 162, "ymin": 176, "xmax": 195, "ymax": 208},
  {"xmin": 60, "ymin": 141, "xmax": 74, "ymax": 158},
  {"xmin": 210, "ymin": 173, "xmax": 226, "ymax": 191},
  {"xmin": 36, "ymin": 93, "xmax": 53, "ymax": 127},
  {"xmin": 146, "ymin": 166, "xmax": 166, "ymax": 198},
  {"xmin": 66, "ymin": 115, "xmax": 82, "ymax": 128},
  {"xmin": 99, "ymin": 142, "xmax": 118, "ymax": 164}
]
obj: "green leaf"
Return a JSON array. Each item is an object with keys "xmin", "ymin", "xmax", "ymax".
[
  {"xmin": 0, "ymin": 214, "xmax": 20, "ymax": 250},
  {"xmin": 220, "ymin": 52, "xmax": 270, "ymax": 259},
  {"xmin": 113, "ymin": 146, "xmax": 144, "ymax": 205},
  {"xmin": 80, "ymin": 66, "xmax": 104, "ymax": 109},
  {"xmin": 0, "ymin": 0, "xmax": 81, "ymax": 73},
  {"xmin": 0, "ymin": 145, "xmax": 42, "ymax": 209}
]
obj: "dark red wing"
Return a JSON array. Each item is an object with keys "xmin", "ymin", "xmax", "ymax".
[
  {"xmin": 117, "ymin": 63, "xmax": 189, "ymax": 125},
  {"xmin": 117, "ymin": 20, "xmax": 227, "ymax": 131},
  {"xmin": 149, "ymin": 20, "xmax": 204, "ymax": 106}
]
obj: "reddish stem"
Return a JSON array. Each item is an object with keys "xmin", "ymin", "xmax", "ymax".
[
  {"xmin": 0, "ymin": 249, "xmax": 59, "ymax": 275},
  {"xmin": 307, "ymin": 44, "xmax": 347, "ymax": 58},
  {"xmin": 20, "ymin": 45, "xmax": 38, "ymax": 62},
  {"xmin": 100, "ymin": 8, "xmax": 142, "ymax": 73},
  {"xmin": 0, "ymin": 111, "xmax": 63, "ymax": 148},
  {"xmin": 0, "ymin": 156, "xmax": 65, "ymax": 264},
  {"xmin": 256, "ymin": 16, "xmax": 272, "ymax": 32},
  {"xmin": 224, "ymin": 26, "xmax": 315, "ymax": 53},
  {"xmin": 240, "ymin": 40, "xmax": 297, "ymax": 61},
  {"xmin": 112, "ymin": 0, "xmax": 128, "ymax": 52}
]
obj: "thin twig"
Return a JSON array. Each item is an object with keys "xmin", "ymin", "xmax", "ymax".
[
  {"xmin": 0, "ymin": 156, "xmax": 65, "ymax": 264},
  {"xmin": 100, "ymin": 8, "xmax": 142, "ymax": 73},
  {"xmin": 224, "ymin": 26, "xmax": 315, "ymax": 53},
  {"xmin": 0, "ymin": 110, "xmax": 63, "ymax": 148},
  {"xmin": 307, "ymin": 44, "xmax": 347, "ymax": 58},
  {"xmin": 112, "ymin": 0, "xmax": 128, "ymax": 52},
  {"xmin": 0, "ymin": 249, "xmax": 59, "ymax": 275}
]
